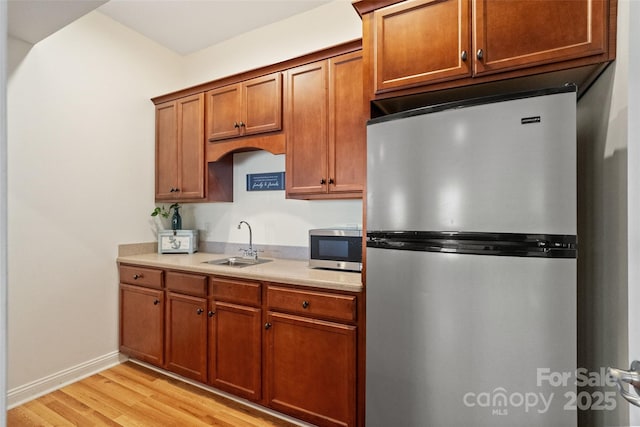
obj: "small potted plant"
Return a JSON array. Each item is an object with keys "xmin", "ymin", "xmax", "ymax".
[{"xmin": 151, "ymin": 203, "xmax": 181, "ymax": 230}]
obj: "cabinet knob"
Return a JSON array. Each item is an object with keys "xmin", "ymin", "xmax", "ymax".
[
  {"xmin": 208, "ymin": 310, "xmax": 215, "ymax": 317},
  {"xmin": 320, "ymin": 178, "xmax": 326, "ymax": 185},
  {"xmin": 133, "ymin": 274, "xmax": 143, "ymax": 280},
  {"xmin": 234, "ymin": 122, "xmax": 240, "ymax": 128},
  {"xmin": 476, "ymin": 49, "xmax": 484, "ymax": 60},
  {"xmin": 461, "ymin": 50, "xmax": 468, "ymax": 61},
  {"xmin": 196, "ymin": 308, "xmax": 204, "ymax": 315},
  {"xmin": 302, "ymin": 300, "xmax": 310, "ymax": 309},
  {"xmin": 328, "ymin": 178, "xmax": 335, "ymax": 185},
  {"xmin": 153, "ymin": 299, "xmax": 160, "ymax": 305},
  {"xmin": 239, "ymin": 121, "xmax": 245, "ymax": 128},
  {"xmin": 264, "ymin": 322, "xmax": 272, "ymax": 330}
]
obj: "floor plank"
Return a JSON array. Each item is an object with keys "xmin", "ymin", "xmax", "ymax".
[{"xmin": 7, "ymin": 362, "xmax": 296, "ymax": 427}]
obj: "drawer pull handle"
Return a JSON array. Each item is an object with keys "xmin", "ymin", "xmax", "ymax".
[
  {"xmin": 153, "ymin": 299, "xmax": 160, "ymax": 305},
  {"xmin": 302, "ymin": 301, "xmax": 310, "ymax": 309},
  {"xmin": 264, "ymin": 322, "xmax": 272, "ymax": 330},
  {"xmin": 196, "ymin": 308, "xmax": 204, "ymax": 315},
  {"xmin": 133, "ymin": 274, "xmax": 143, "ymax": 280},
  {"xmin": 208, "ymin": 310, "xmax": 215, "ymax": 317}
]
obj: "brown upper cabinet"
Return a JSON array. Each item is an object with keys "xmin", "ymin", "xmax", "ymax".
[
  {"xmin": 155, "ymin": 93, "xmax": 206, "ymax": 201},
  {"xmin": 355, "ymin": 0, "xmax": 616, "ymax": 100},
  {"xmin": 285, "ymin": 51, "xmax": 367, "ymax": 199},
  {"xmin": 473, "ymin": 0, "xmax": 607, "ymax": 75},
  {"xmin": 329, "ymin": 52, "xmax": 368, "ymax": 196},
  {"xmin": 206, "ymin": 73, "xmax": 282, "ymax": 141},
  {"xmin": 372, "ymin": 0, "xmax": 472, "ymax": 93},
  {"xmin": 152, "ymin": 40, "xmax": 362, "ymax": 203}
]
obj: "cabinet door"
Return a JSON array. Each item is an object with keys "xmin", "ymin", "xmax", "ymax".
[
  {"xmin": 120, "ymin": 284, "xmax": 164, "ymax": 366},
  {"xmin": 206, "ymin": 84, "xmax": 243, "ymax": 141},
  {"xmin": 328, "ymin": 51, "xmax": 366, "ymax": 195},
  {"xmin": 208, "ymin": 300, "xmax": 262, "ymax": 401},
  {"xmin": 265, "ymin": 312, "xmax": 356, "ymax": 427},
  {"xmin": 155, "ymin": 94, "xmax": 205, "ymax": 201},
  {"xmin": 285, "ymin": 61, "xmax": 328, "ymax": 196},
  {"xmin": 165, "ymin": 292, "xmax": 207, "ymax": 382},
  {"xmin": 243, "ymin": 73, "xmax": 282, "ymax": 136},
  {"xmin": 372, "ymin": 0, "xmax": 471, "ymax": 93},
  {"xmin": 155, "ymin": 101, "xmax": 179, "ymax": 200},
  {"xmin": 176, "ymin": 93, "xmax": 205, "ymax": 199},
  {"xmin": 473, "ymin": 0, "xmax": 607, "ymax": 75}
]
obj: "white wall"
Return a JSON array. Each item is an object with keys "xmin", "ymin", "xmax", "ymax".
[
  {"xmin": 576, "ymin": 0, "xmax": 639, "ymax": 424},
  {"xmin": 182, "ymin": 0, "xmax": 362, "ymax": 87},
  {"xmin": 6, "ymin": 0, "xmax": 362, "ymax": 404},
  {"xmin": 627, "ymin": 0, "xmax": 640, "ymax": 424},
  {"xmin": 7, "ymin": 11, "xmax": 182, "ymax": 396},
  {"xmin": 1, "ymin": 0, "xmax": 8, "ymax": 421},
  {"xmin": 189, "ymin": 151, "xmax": 362, "ymax": 248}
]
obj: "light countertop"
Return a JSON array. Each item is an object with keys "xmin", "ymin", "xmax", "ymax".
[{"xmin": 117, "ymin": 252, "xmax": 363, "ymax": 293}]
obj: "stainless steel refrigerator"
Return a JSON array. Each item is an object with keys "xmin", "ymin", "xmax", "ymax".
[{"xmin": 365, "ymin": 86, "xmax": 577, "ymax": 426}]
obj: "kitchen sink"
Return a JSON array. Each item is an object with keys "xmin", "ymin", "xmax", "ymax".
[{"xmin": 203, "ymin": 257, "xmax": 272, "ymax": 268}]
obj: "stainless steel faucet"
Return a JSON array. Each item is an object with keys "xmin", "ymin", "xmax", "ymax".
[{"xmin": 238, "ymin": 221, "xmax": 257, "ymax": 259}]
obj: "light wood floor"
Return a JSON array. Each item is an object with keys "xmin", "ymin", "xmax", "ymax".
[{"xmin": 7, "ymin": 361, "xmax": 297, "ymax": 426}]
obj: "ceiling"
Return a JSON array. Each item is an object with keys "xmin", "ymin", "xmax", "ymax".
[
  {"xmin": 8, "ymin": 0, "xmax": 109, "ymax": 46},
  {"xmin": 7, "ymin": 0, "xmax": 336, "ymax": 55}
]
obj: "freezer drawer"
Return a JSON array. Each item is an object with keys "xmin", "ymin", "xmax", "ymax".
[{"xmin": 365, "ymin": 248, "xmax": 576, "ymax": 427}]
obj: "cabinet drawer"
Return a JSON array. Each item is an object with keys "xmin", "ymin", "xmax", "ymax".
[
  {"xmin": 211, "ymin": 277, "xmax": 261, "ymax": 306},
  {"xmin": 166, "ymin": 271, "xmax": 208, "ymax": 297},
  {"xmin": 119, "ymin": 265, "xmax": 163, "ymax": 289},
  {"xmin": 267, "ymin": 285, "xmax": 356, "ymax": 323}
]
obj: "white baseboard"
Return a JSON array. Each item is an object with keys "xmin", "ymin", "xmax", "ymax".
[{"xmin": 7, "ymin": 351, "xmax": 128, "ymax": 409}]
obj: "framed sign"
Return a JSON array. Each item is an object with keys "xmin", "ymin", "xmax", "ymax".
[{"xmin": 246, "ymin": 172, "xmax": 285, "ymax": 191}]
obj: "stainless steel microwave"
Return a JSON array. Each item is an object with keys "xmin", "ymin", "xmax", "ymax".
[{"xmin": 309, "ymin": 228, "xmax": 363, "ymax": 272}]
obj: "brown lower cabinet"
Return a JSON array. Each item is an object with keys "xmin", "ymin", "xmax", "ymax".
[
  {"xmin": 165, "ymin": 292, "xmax": 208, "ymax": 383},
  {"xmin": 118, "ymin": 264, "xmax": 360, "ymax": 427},
  {"xmin": 208, "ymin": 277, "xmax": 263, "ymax": 401},
  {"xmin": 119, "ymin": 284, "xmax": 164, "ymax": 366},
  {"xmin": 265, "ymin": 312, "xmax": 356, "ymax": 427},
  {"xmin": 119, "ymin": 265, "xmax": 165, "ymax": 366},
  {"xmin": 164, "ymin": 271, "xmax": 208, "ymax": 383}
]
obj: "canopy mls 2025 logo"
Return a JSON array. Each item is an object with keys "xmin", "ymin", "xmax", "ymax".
[{"xmin": 462, "ymin": 367, "xmax": 617, "ymax": 416}]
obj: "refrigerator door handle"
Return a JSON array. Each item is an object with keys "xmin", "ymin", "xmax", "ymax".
[{"xmin": 608, "ymin": 360, "xmax": 640, "ymax": 407}]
